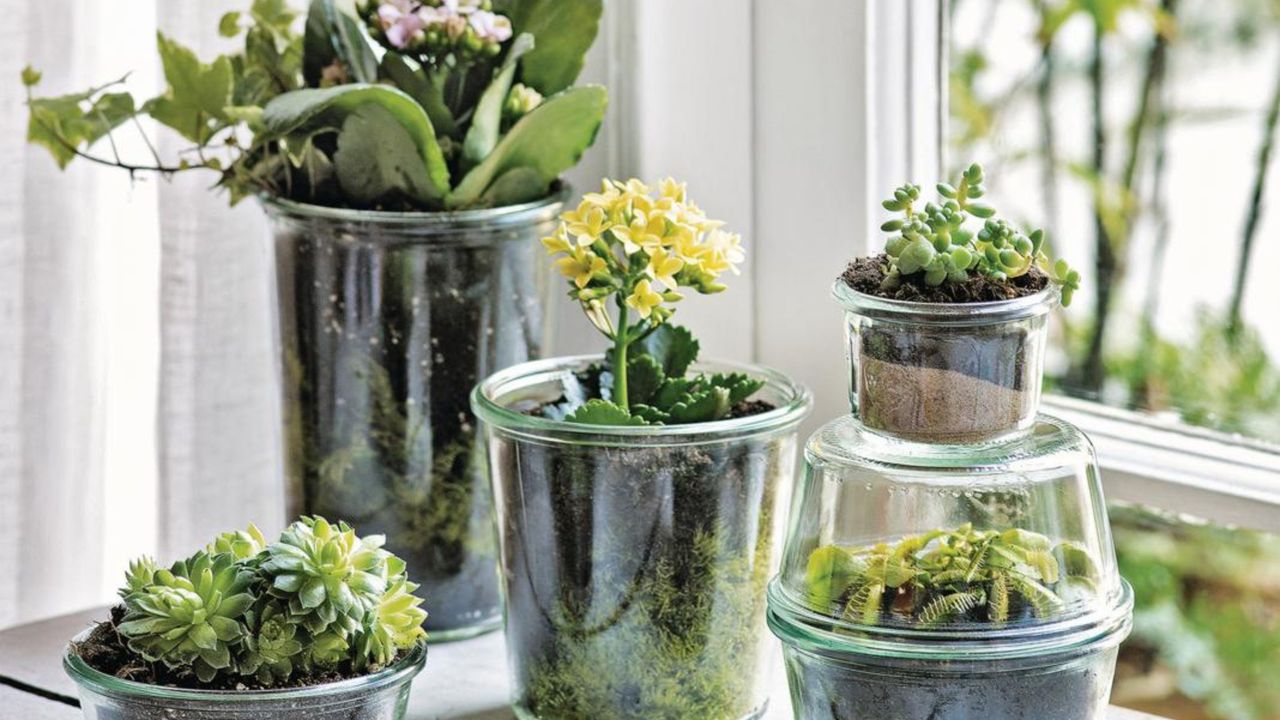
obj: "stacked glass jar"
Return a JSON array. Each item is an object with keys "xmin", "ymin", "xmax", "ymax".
[{"xmin": 767, "ymin": 280, "xmax": 1133, "ymax": 720}]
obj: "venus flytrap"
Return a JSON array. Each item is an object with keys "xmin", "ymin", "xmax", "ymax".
[
  {"xmin": 879, "ymin": 163, "xmax": 1081, "ymax": 305},
  {"xmin": 539, "ymin": 178, "xmax": 762, "ymax": 425}
]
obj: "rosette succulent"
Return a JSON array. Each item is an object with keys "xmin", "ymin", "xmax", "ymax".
[
  {"xmin": 878, "ymin": 163, "xmax": 1081, "ymax": 305},
  {"xmin": 261, "ymin": 517, "xmax": 392, "ymax": 637},
  {"xmin": 117, "ymin": 551, "xmax": 257, "ymax": 682},
  {"xmin": 99, "ymin": 516, "xmax": 427, "ymax": 687}
]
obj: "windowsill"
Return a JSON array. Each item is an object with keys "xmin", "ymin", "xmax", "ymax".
[{"xmin": 1044, "ymin": 395, "xmax": 1280, "ymax": 532}]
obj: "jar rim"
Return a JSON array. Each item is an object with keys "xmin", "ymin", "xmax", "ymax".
[
  {"xmin": 259, "ymin": 184, "xmax": 571, "ymax": 229},
  {"xmin": 766, "ymin": 577, "xmax": 1133, "ymax": 662},
  {"xmin": 63, "ymin": 631, "xmax": 426, "ymax": 703},
  {"xmin": 471, "ymin": 355, "xmax": 813, "ymax": 445},
  {"xmin": 831, "ymin": 278, "xmax": 1060, "ymax": 325}
]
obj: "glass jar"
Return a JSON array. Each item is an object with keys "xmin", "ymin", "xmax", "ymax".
[
  {"xmin": 264, "ymin": 190, "xmax": 564, "ymax": 640},
  {"xmin": 472, "ymin": 356, "xmax": 812, "ymax": 720},
  {"xmin": 64, "ymin": 633, "xmax": 425, "ymax": 720},
  {"xmin": 835, "ymin": 280, "xmax": 1056, "ymax": 444}
]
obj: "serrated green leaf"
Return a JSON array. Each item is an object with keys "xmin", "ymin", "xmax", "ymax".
[
  {"xmin": 668, "ymin": 386, "xmax": 732, "ymax": 423},
  {"xmin": 144, "ymin": 33, "xmax": 233, "ymax": 143},
  {"xmin": 449, "ymin": 84, "xmax": 606, "ymax": 207},
  {"xmin": 494, "ymin": 0, "xmax": 602, "ymax": 96},
  {"xmin": 629, "ymin": 404, "xmax": 670, "ymax": 424},
  {"xmin": 634, "ymin": 324, "xmax": 700, "ymax": 378},
  {"xmin": 705, "ymin": 372, "xmax": 764, "ymax": 405},
  {"xmin": 332, "ymin": 102, "xmax": 437, "ymax": 206},
  {"xmin": 565, "ymin": 399, "xmax": 648, "ymax": 426},
  {"xmin": 262, "ymin": 84, "xmax": 449, "ymax": 200},
  {"xmin": 380, "ymin": 52, "xmax": 456, "ymax": 136},
  {"xmin": 463, "ymin": 33, "xmax": 534, "ymax": 167},
  {"xmin": 652, "ymin": 376, "xmax": 695, "ymax": 411},
  {"xmin": 626, "ymin": 354, "xmax": 665, "ymax": 407}
]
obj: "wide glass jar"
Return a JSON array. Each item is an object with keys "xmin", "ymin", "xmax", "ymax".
[
  {"xmin": 835, "ymin": 280, "xmax": 1055, "ymax": 444},
  {"xmin": 65, "ymin": 633, "xmax": 425, "ymax": 720},
  {"xmin": 473, "ymin": 356, "xmax": 812, "ymax": 720},
  {"xmin": 265, "ymin": 190, "xmax": 564, "ymax": 640}
]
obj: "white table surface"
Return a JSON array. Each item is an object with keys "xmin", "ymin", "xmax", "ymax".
[{"xmin": 0, "ymin": 607, "xmax": 1162, "ymax": 720}]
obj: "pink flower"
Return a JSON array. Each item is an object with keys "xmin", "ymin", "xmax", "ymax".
[
  {"xmin": 377, "ymin": 1, "xmax": 425, "ymax": 49},
  {"xmin": 469, "ymin": 10, "xmax": 512, "ymax": 43}
]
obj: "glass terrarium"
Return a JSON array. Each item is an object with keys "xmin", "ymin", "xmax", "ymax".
[{"xmin": 768, "ymin": 281, "xmax": 1133, "ymax": 720}]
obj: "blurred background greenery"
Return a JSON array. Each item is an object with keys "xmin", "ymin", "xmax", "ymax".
[{"xmin": 949, "ymin": 0, "xmax": 1280, "ymax": 717}]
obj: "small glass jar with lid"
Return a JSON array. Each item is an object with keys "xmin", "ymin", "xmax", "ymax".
[{"xmin": 767, "ymin": 280, "xmax": 1133, "ymax": 720}]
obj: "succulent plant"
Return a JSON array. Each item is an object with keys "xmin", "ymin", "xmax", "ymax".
[
  {"xmin": 260, "ymin": 516, "xmax": 392, "ymax": 637},
  {"xmin": 117, "ymin": 551, "xmax": 257, "ymax": 682},
  {"xmin": 805, "ymin": 523, "xmax": 1100, "ymax": 627},
  {"xmin": 878, "ymin": 163, "xmax": 1081, "ymax": 305},
  {"xmin": 105, "ymin": 516, "xmax": 427, "ymax": 687}
]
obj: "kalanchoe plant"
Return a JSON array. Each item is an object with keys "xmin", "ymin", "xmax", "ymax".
[
  {"xmin": 539, "ymin": 178, "xmax": 764, "ymax": 425},
  {"xmin": 23, "ymin": 0, "xmax": 605, "ymax": 210},
  {"xmin": 805, "ymin": 523, "xmax": 1101, "ymax": 627},
  {"xmin": 85, "ymin": 517, "xmax": 427, "ymax": 689},
  {"xmin": 878, "ymin": 163, "xmax": 1081, "ymax": 305}
]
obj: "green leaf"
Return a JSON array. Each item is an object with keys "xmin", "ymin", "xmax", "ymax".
[
  {"xmin": 565, "ymin": 399, "xmax": 648, "ymax": 426},
  {"xmin": 189, "ymin": 623, "xmax": 219, "ymax": 650},
  {"xmin": 629, "ymin": 404, "xmax": 671, "ymax": 424},
  {"xmin": 494, "ymin": 0, "xmax": 602, "ymax": 96},
  {"xmin": 705, "ymin": 372, "xmax": 764, "ymax": 405},
  {"xmin": 333, "ymin": 102, "xmax": 438, "ymax": 205},
  {"xmin": 27, "ymin": 88, "xmax": 136, "ymax": 168},
  {"xmin": 626, "ymin": 354, "xmax": 665, "ymax": 407},
  {"xmin": 652, "ymin": 376, "xmax": 696, "ymax": 411},
  {"xmin": 262, "ymin": 84, "xmax": 450, "ymax": 200},
  {"xmin": 20, "ymin": 64, "xmax": 41, "ymax": 87},
  {"xmin": 299, "ymin": 577, "xmax": 327, "ymax": 609},
  {"xmin": 144, "ymin": 32, "xmax": 233, "ymax": 143},
  {"xmin": 331, "ymin": 2, "xmax": 378, "ymax": 83},
  {"xmin": 449, "ymin": 84, "xmax": 606, "ymax": 207},
  {"xmin": 635, "ymin": 324, "xmax": 700, "ymax": 378},
  {"xmin": 380, "ymin": 52, "xmax": 456, "ymax": 136},
  {"xmin": 463, "ymin": 33, "xmax": 535, "ymax": 167},
  {"xmin": 219, "ymin": 11, "xmax": 242, "ymax": 37},
  {"xmin": 250, "ymin": 0, "xmax": 297, "ymax": 35},
  {"xmin": 668, "ymin": 386, "xmax": 732, "ymax": 423},
  {"xmin": 303, "ymin": 0, "xmax": 337, "ymax": 87},
  {"xmin": 805, "ymin": 545, "xmax": 861, "ymax": 611},
  {"xmin": 480, "ymin": 167, "xmax": 548, "ymax": 206}
]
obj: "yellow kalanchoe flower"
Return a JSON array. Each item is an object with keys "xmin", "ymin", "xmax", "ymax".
[
  {"xmin": 556, "ymin": 247, "xmax": 607, "ymax": 289},
  {"xmin": 625, "ymin": 279, "xmax": 664, "ymax": 319},
  {"xmin": 561, "ymin": 202, "xmax": 612, "ymax": 247},
  {"xmin": 646, "ymin": 247, "xmax": 684, "ymax": 289},
  {"xmin": 612, "ymin": 213, "xmax": 666, "ymax": 255}
]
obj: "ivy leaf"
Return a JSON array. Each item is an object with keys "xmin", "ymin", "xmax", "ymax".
[
  {"xmin": 448, "ymin": 84, "xmax": 606, "ymax": 207},
  {"xmin": 463, "ymin": 32, "xmax": 535, "ymax": 167},
  {"xmin": 668, "ymin": 386, "xmax": 732, "ymax": 424},
  {"xmin": 380, "ymin": 52, "xmax": 456, "ymax": 137},
  {"xmin": 27, "ymin": 88, "xmax": 136, "ymax": 168},
  {"xmin": 143, "ymin": 32, "xmax": 233, "ymax": 143},
  {"xmin": 565, "ymin": 399, "xmax": 648, "ymax": 426},
  {"xmin": 626, "ymin": 354, "xmax": 665, "ymax": 407},
  {"xmin": 493, "ymin": 0, "xmax": 602, "ymax": 96},
  {"xmin": 249, "ymin": 0, "xmax": 297, "ymax": 36},
  {"xmin": 332, "ymin": 102, "xmax": 437, "ymax": 206},
  {"xmin": 21, "ymin": 64, "xmax": 42, "ymax": 87},
  {"xmin": 635, "ymin": 324, "xmax": 700, "ymax": 378},
  {"xmin": 218, "ymin": 12, "xmax": 241, "ymax": 37},
  {"xmin": 705, "ymin": 372, "xmax": 764, "ymax": 406},
  {"xmin": 262, "ymin": 84, "xmax": 450, "ymax": 200}
]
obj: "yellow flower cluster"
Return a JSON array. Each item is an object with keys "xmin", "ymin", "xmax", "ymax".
[{"xmin": 541, "ymin": 178, "xmax": 743, "ymax": 337}]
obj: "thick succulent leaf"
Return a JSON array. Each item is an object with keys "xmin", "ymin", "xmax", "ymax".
[
  {"xmin": 262, "ymin": 84, "xmax": 449, "ymax": 199},
  {"xmin": 565, "ymin": 399, "xmax": 648, "ymax": 426},
  {"xmin": 380, "ymin": 51, "xmax": 456, "ymax": 136},
  {"xmin": 629, "ymin": 404, "xmax": 670, "ymax": 424},
  {"xmin": 302, "ymin": 0, "xmax": 336, "ymax": 86},
  {"xmin": 143, "ymin": 33, "xmax": 233, "ymax": 143},
  {"xmin": 188, "ymin": 623, "xmax": 219, "ymax": 651},
  {"xmin": 331, "ymin": 3, "xmax": 378, "ymax": 83},
  {"xmin": 705, "ymin": 372, "xmax": 765, "ymax": 406},
  {"xmin": 479, "ymin": 167, "xmax": 548, "ymax": 206},
  {"xmin": 333, "ymin": 102, "xmax": 437, "ymax": 205},
  {"xmin": 449, "ymin": 84, "xmax": 606, "ymax": 207},
  {"xmin": 635, "ymin": 324, "xmax": 700, "ymax": 378},
  {"xmin": 299, "ymin": 577, "xmax": 327, "ymax": 608},
  {"xmin": 652, "ymin": 376, "xmax": 696, "ymax": 411},
  {"xmin": 668, "ymin": 386, "xmax": 732, "ymax": 423},
  {"xmin": 463, "ymin": 33, "xmax": 535, "ymax": 167},
  {"xmin": 625, "ymin": 354, "xmax": 665, "ymax": 407},
  {"xmin": 493, "ymin": 0, "xmax": 602, "ymax": 95},
  {"xmin": 303, "ymin": 0, "xmax": 376, "ymax": 85}
]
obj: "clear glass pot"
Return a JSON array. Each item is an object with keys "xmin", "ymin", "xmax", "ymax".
[
  {"xmin": 768, "ymin": 413, "xmax": 1133, "ymax": 720},
  {"xmin": 64, "ymin": 632, "xmax": 425, "ymax": 720},
  {"xmin": 472, "ymin": 356, "xmax": 812, "ymax": 720},
  {"xmin": 835, "ymin": 281, "xmax": 1056, "ymax": 444},
  {"xmin": 264, "ymin": 190, "xmax": 564, "ymax": 640}
]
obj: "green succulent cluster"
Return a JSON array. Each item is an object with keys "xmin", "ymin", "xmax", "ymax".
[
  {"xmin": 804, "ymin": 523, "xmax": 1100, "ymax": 626},
  {"xmin": 879, "ymin": 163, "xmax": 1081, "ymax": 305},
  {"xmin": 114, "ymin": 517, "xmax": 427, "ymax": 686},
  {"xmin": 543, "ymin": 324, "xmax": 765, "ymax": 426}
]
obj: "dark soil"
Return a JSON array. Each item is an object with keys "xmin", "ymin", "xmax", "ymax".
[
  {"xmin": 728, "ymin": 399, "xmax": 774, "ymax": 419},
  {"xmin": 73, "ymin": 606, "xmax": 393, "ymax": 691},
  {"xmin": 842, "ymin": 254, "xmax": 1048, "ymax": 303}
]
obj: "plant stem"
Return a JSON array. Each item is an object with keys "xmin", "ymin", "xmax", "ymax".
[
  {"xmin": 1080, "ymin": 20, "xmax": 1114, "ymax": 394},
  {"xmin": 1228, "ymin": 42, "xmax": 1280, "ymax": 339},
  {"xmin": 1034, "ymin": 0, "xmax": 1060, "ymax": 239},
  {"xmin": 612, "ymin": 302, "xmax": 630, "ymax": 407}
]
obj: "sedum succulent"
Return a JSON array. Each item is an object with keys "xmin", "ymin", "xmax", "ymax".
[
  {"xmin": 878, "ymin": 163, "xmax": 1081, "ymax": 305},
  {"xmin": 107, "ymin": 516, "xmax": 427, "ymax": 687},
  {"xmin": 117, "ymin": 551, "xmax": 257, "ymax": 682},
  {"xmin": 260, "ymin": 517, "xmax": 392, "ymax": 638}
]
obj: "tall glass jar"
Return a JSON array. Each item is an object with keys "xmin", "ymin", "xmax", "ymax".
[
  {"xmin": 264, "ymin": 190, "xmax": 565, "ymax": 640},
  {"xmin": 473, "ymin": 356, "xmax": 812, "ymax": 720}
]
